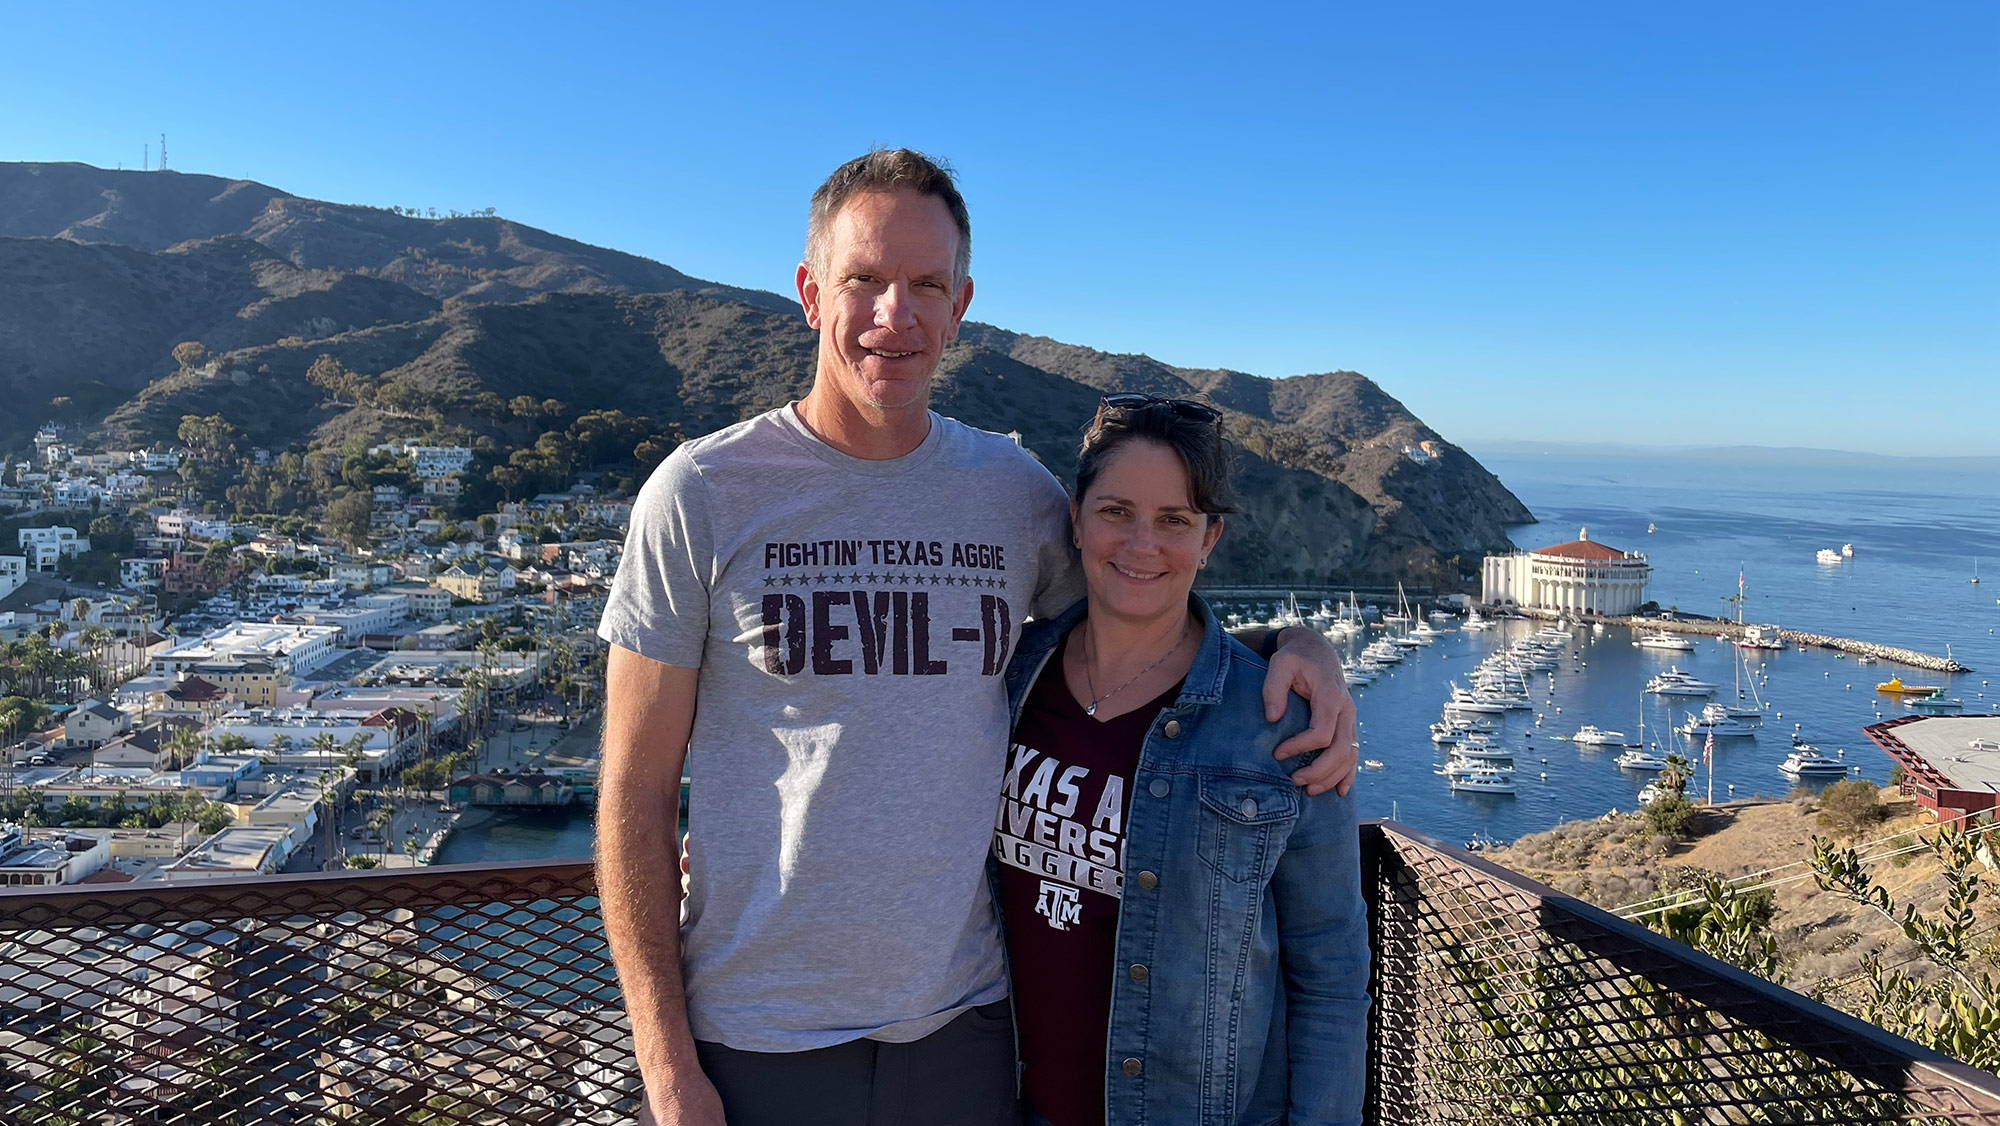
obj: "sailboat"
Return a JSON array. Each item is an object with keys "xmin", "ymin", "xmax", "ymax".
[{"xmin": 1974, "ymin": 558, "xmax": 1982, "ymax": 586}]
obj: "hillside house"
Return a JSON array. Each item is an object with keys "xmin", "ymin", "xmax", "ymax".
[
  {"xmin": 18, "ymin": 526, "xmax": 86, "ymax": 571},
  {"xmin": 61, "ymin": 700, "xmax": 133, "ymax": 749}
]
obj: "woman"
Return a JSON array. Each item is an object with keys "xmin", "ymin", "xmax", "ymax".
[{"xmin": 993, "ymin": 394, "xmax": 1370, "ymax": 1126}]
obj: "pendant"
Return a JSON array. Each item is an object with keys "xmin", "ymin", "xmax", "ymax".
[{"xmin": 1085, "ymin": 702, "xmax": 1098, "ymax": 716}]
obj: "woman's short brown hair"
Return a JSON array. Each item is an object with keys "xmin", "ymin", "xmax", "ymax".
[{"xmin": 1075, "ymin": 398, "xmax": 1238, "ymax": 519}]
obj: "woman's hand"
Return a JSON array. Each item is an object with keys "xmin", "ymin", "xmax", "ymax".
[{"xmin": 1262, "ymin": 627, "xmax": 1359, "ymax": 796}]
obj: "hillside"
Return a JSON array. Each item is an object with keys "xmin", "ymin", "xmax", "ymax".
[
  {"xmin": 1484, "ymin": 788, "xmax": 1984, "ymax": 1009},
  {"xmin": 0, "ymin": 161, "xmax": 1531, "ymax": 585}
]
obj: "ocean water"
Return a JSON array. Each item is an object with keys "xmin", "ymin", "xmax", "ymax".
[
  {"xmin": 1327, "ymin": 451, "xmax": 2000, "ymax": 844},
  {"xmin": 439, "ymin": 451, "xmax": 2000, "ymax": 859}
]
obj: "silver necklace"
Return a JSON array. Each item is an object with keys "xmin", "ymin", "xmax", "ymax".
[{"xmin": 1082, "ymin": 623, "xmax": 1190, "ymax": 717}]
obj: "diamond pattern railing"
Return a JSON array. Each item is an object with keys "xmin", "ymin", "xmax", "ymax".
[
  {"xmin": 5, "ymin": 825, "xmax": 2000, "ymax": 1123},
  {"xmin": 1365, "ymin": 821, "xmax": 2000, "ymax": 1124},
  {"xmin": 0, "ymin": 860, "xmax": 636, "ymax": 1124}
]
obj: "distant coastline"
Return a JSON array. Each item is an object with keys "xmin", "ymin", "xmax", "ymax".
[{"xmin": 1468, "ymin": 440, "xmax": 2000, "ymax": 473}]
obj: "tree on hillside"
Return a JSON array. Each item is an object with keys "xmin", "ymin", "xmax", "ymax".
[
  {"xmin": 324, "ymin": 492, "xmax": 374, "ymax": 551},
  {"xmin": 171, "ymin": 341, "xmax": 208, "ymax": 370}
]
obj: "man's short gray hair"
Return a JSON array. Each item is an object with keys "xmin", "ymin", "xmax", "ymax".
[{"xmin": 805, "ymin": 148, "xmax": 971, "ymax": 287}]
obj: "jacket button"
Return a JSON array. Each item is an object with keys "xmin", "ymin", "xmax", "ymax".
[
  {"xmin": 1121, "ymin": 1057, "xmax": 1143, "ymax": 1077},
  {"xmin": 1162, "ymin": 719, "xmax": 1181, "ymax": 738},
  {"xmin": 1148, "ymin": 779, "xmax": 1170, "ymax": 799},
  {"xmin": 1135, "ymin": 870, "xmax": 1158, "ymax": 890},
  {"xmin": 1239, "ymin": 797, "xmax": 1258, "ymax": 818},
  {"xmin": 1128, "ymin": 963, "xmax": 1149, "ymax": 983}
]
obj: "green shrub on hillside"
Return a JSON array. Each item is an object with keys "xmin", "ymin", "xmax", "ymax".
[
  {"xmin": 1816, "ymin": 780, "xmax": 1886, "ymax": 838},
  {"xmin": 1645, "ymin": 795, "xmax": 1698, "ymax": 838}
]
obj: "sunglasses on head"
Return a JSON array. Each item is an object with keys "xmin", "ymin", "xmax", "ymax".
[{"xmin": 1099, "ymin": 393, "xmax": 1222, "ymax": 424}]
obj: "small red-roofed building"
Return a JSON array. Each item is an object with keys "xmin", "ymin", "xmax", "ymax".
[
  {"xmin": 1482, "ymin": 527, "xmax": 1651, "ymax": 615},
  {"xmin": 1864, "ymin": 714, "xmax": 2000, "ymax": 822}
]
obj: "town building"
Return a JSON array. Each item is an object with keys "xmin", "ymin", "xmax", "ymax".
[
  {"xmin": 0, "ymin": 823, "xmax": 112, "ymax": 887},
  {"xmin": 1865, "ymin": 714, "xmax": 2000, "ymax": 821},
  {"xmin": 184, "ymin": 659, "xmax": 284, "ymax": 707},
  {"xmin": 61, "ymin": 700, "xmax": 132, "ymax": 749},
  {"xmin": 380, "ymin": 582, "xmax": 452, "ymax": 621},
  {"xmin": 332, "ymin": 561, "xmax": 397, "ymax": 589},
  {"xmin": 0, "ymin": 555, "xmax": 24, "ymax": 600},
  {"xmin": 161, "ymin": 825, "xmax": 293, "ymax": 879},
  {"xmin": 1481, "ymin": 527, "xmax": 1650, "ymax": 616},
  {"xmin": 161, "ymin": 547, "xmax": 243, "ymax": 596},
  {"xmin": 437, "ymin": 562, "xmax": 501, "ymax": 603},
  {"xmin": 150, "ymin": 623, "xmax": 342, "ymax": 679},
  {"xmin": 120, "ymin": 556, "xmax": 166, "ymax": 590},
  {"xmin": 408, "ymin": 445, "xmax": 474, "ymax": 478},
  {"xmin": 17, "ymin": 526, "xmax": 86, "ymax": 571}
]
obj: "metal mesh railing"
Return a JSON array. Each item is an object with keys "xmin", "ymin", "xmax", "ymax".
[
  {"xmin": 1364, "ymin": 820, "xmax": 2000, "ymax": 1124},
  {"xmin": 0, "ymin": 861, "xmax": 638, "ymax": 1125},
  {"xmin": 8, "ymin": 830, "xmax": 2000, "ymax": 1123}
]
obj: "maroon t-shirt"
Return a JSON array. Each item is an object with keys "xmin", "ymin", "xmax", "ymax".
[{"xmin": 995, "ymin": 643, "xmax": 1181, "ymax": 1126}]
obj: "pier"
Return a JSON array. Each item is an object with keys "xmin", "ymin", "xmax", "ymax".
[{"xmin": 1507, "ymin": 607, "xmax": 1972, "ymax": 673}]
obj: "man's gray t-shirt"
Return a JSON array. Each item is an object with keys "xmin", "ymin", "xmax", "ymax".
[{"xmin": 598, "ymin": 404, "xmax": 1080, "ymax": 1052}]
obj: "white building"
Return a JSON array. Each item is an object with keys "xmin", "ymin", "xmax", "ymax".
[
  {"xmin": 1481, "ymin": 527, "xmax": 1651, "ymax": 616},
  {"xmin": 122, "ymin": 557, "xmax": 167, "ymax": 590},
  {"xmin": 408, "ymin": 445, "xmax": 474, "ymax": 478},
  {"xmin": 18, "ymin": 526, "xmax": 86, "ymax": 571},
  {"xmin": 131, "ymin": 448, "xmax": 181, "ymax": 472},
  {"xmin": 0, "ymin": 555, "xmax": 24, "ymax": 600},
  {"xmin": 149, "ymin": 622, "xmax": 343, "ymax": 679}
]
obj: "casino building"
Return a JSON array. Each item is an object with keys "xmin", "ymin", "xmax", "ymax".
[{"xmin": 1481, "ymin": 527, "xmax": 1650, "ymax": 616}]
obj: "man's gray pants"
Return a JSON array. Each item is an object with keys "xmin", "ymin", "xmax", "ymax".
[{"xmin": 694, "ymin": 1001, "xmax": 1021, "ymax": 1126}]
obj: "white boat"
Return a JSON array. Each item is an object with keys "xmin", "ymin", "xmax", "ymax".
[
  {"xmin": 1635, "ymin": 631, "xmax": 1695, "ymax": 652},
  {"xmin": 1615, "ymin": 749, "xmax": 1671, "ymax": 770},
  {"xmin": 1780, "ymin": 748, "xmax": 1848, "ymax": 777},
  {"xmin": 1636, "ymin": 781, "xmax": 1670, "ymax": 806},
  {"xmin": 1462, "ymin": 610, "xmax": 1494, "ymax": 633},
  {"xmin": 1449, "ymin": 773, "xmax": 1517, "ymax": 795},
  {"xmin": 1737, "ymin": 624, "xmax": 1785, "ymax": 651},
  {"xmin": 1451, "ymin": 742, "xmax": 1515, "ymax": 763},
  {"xmin": 1361, "ymin": 759, "xmax": 1385, "ymax": 771},
  {"xmin": 1537, "ymin": 626, "xmax": 1574, "ymax": 640},
  {"xmin": 1842, "ymin": 543, "xmax": 1855, "ymax": 558},
  {"xmin": 1817, "ymin": 548, "xmax": 1843, "ymax": 565},
  {"xmin": 1648, "ymin": 669, "xmax": 1717, "ymax": 696},
  {"xmin": 1680, "ymin": 712, "xmax": 1758, "ymax": 738},
  {"xmin": 1701, "ymin": 700, "xmax": 1763, "ymax": 726},
  {"xmin": 1571, "ymin": 725, "xmax": 1626, "ymax": 746}
]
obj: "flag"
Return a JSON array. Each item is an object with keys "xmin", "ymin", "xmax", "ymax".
[{"xmin": 1703, "ymin": 732, "xmax": 1714, "ymax": 766}]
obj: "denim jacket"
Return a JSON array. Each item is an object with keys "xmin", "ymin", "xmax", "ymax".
[{"xmin": 1000, "ymin": 595, "xmax": 1370, "ymax": 1126}]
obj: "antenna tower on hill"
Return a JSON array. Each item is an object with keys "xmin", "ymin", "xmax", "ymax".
[
  {"xmin": 159, "ymin": 134, "xmax": 168, "ymax": 172},
  {"xmin": 143, "ymin": 144, "xmax": 149, "ymax": 172}
]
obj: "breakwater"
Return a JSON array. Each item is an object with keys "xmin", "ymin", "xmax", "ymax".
[{"xmin": 1508, "ymin": 607, "xmax": 1972, "ymax": 673}]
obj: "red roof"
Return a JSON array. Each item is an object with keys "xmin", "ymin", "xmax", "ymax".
[
  {"xmin": 1533, "ymin": 539, "xmax": 1632, "ymax": 561},
  {"xmin": 170, "ymin": 676, "xmax": 227, "ymax": 702}
]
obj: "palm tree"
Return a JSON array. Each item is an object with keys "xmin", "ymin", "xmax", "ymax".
[
  {"xmin": 162, "ymin": 726, "xmax": 206, "ymax": 771},
  {"xmin": 1660, "ymin": 753, "xmax": 1693, "ymax": 800}
]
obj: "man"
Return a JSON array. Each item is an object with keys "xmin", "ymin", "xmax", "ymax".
[{"xmin": 597, "ymin": 149, "xmax": 1358, "ymax": 1126}]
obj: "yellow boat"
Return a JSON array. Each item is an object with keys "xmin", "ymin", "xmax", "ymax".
[{"xmin": 1877, "ymin": 677, "xmax": 1944, "ymax": 696}]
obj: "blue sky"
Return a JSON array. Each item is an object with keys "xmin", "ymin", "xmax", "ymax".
[{"xmin": 3, "ymin": 2, "xmax": 1995, "ymax": 456}]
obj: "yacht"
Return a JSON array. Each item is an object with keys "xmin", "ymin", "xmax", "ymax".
[
  {"xmin": 1737, "ymin": 624, "xmax": 1785, "ymax": 651},
  {"xmin": 1462, "ymin": 610, "xmax": 1494, "ymax": 633},
  {"xmin": 1636, "ymin": 781, "xmax": 1672, "ymax": 806},
  {"xmin": 1412, "ymin": 619, "xmax": 1447, "ymax": 639},
  {"xmin": 1449, "ymin": 772, "xmax": 1517, "ymax": 795},
  {"xmin": 1392, "ymin": 633, "xmax": 1430, "ymax": 649},
  {"xmin": 1700, "ymin": 700, "xmax": 1763, "ymax": 726},
  {"xmin": 1571, "ymin": 725, "xmax": 1626, "ymax": 746},
  {"xmin": 1876, "ymin": 677, "xmax": 1944, "ymax": 697},
  {"xmin": 1615, "ymin": 749, "xmax": 1671, "ymax": 771},
  {"xmin": 1635, "ymin": 631, "xmax": 1695, "ymax": 652},
  {"xmin": 1842, "ymin": 543, "xmax": 1855, "ymax": 558},
  {"xmin": 1780, "ymin": 748, "xmax": 1849, "ymax": 777},
  {"xmin": 1450, "ymin": 741, "xmax": 1515, "ymax": 763},
  {"xmin": 1680, "ymin": 711, "xmax": 1758, "ymax": 738},
  {"xmin": 1647, "ymin": 669, "xmax": 1717, "ymax": 696},
  {"xmin": 1817, "ymin": 548, "xmax": 1844, "ymax": 565},
  {"xmin": 1910, "ymin": 696, "xmax": 1965, "ymax": 715},
  {"xmin": 1361, "ymin": 759, "xmax": 1385, "ymax": 771}
]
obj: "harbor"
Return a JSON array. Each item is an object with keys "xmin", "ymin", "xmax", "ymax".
[{"xmin": 1509, "ymin": 607, "xmax": 1972, "ymax": 673}]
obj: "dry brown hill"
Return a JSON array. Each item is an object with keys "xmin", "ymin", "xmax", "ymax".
[{"xmin": 0, "ymin": 161, "xmax": 1532, "ymax": 585}]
